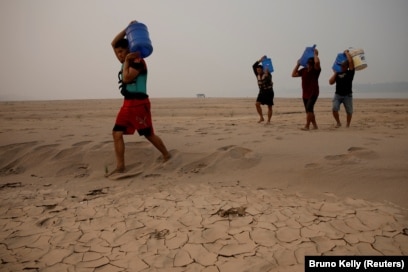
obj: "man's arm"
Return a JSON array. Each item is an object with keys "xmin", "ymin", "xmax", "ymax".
[
  {"xmin": 111, "ymin": 21, "xmax": 137, "ymax": 49},
  {"xmin": 252, "ymin": 61, "xmax": 260, "ymax": 75},
  {"xmin": 252, "ymin": 56, "xmax": 265, "ymax": 75},
  {"xmin": 329, "ymin": 72, "xmax": 337, "ymax": 85},
  {"xmin": 111, "ymin": 28, "xmax": 126, "ymax": 49},
  {"xmin": 313, "ymin": 49, "xmax": 321, "ymax": 70},
  {"xmin": 122, "ymin": 52, "xmax": 142, "ymax": 83},
  {"xmin": 291, "ymin": 61, "xmax": 301, "ymax": 77},
  {"xmin": 345, "ymin": 50, "xmax": 354, "ymax": 70}
]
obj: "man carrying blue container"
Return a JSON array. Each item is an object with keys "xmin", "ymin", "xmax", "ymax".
[
  {"xmin": 106, "ymin": 22, "xmax": 170, "ymax": 177},
  {"xmin": 329, "ymin": 50, "xmax": 355, "ymax": 128},
  {"xmin": 252, "ymin": 55, "xmax": 274, "ymax": 124}
]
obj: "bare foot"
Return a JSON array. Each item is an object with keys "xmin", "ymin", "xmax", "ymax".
[
  {"xmin": 301, "ymin": 127, "xmax": 309, "ymax": 131},
  {"xmin": 163, "ymin": 153, "xmax": 172, "ymax": 162},
  {"xmin": 335, "ymin": 123, "xmax": 342, "ymax": 128},
  {"xmin": 312, "ymin": 126, "xmax": 318, "ymax": 130},
  {"xmin": 105, "ymin": 168, "xmax": 125, "ymax": 178},
  {"xmin": 258, "ymin": 119, "xmax": 264, "ymax": 123}
]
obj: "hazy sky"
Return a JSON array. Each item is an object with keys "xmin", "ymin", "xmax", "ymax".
[{"xmin": 1, "ymin": 0, "xmax": 407, "ymax": 100}]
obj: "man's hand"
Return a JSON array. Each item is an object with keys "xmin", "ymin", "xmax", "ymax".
[{"xmin": 126, "ymin": 52, "xmax": 141, "ymax": 62}]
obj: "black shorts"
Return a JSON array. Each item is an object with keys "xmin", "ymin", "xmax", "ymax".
[
  {"xmin": 256, "ymin": 89, "xmax": 274, "ymax": 106},
  {"xmin": 303, "ymin": 96, "xmax": 318, "ymax": 113},
  {"xmin": 113, "ymin": 125, "xmax": 153, "ymax": 136}
]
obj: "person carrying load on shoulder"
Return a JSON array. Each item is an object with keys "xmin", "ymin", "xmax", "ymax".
[
  {"xmin": 291, "ymin": 48, "xmax": 321, "ymax": 131},
  {"xmin": 106, "ymin": 21, "xmax": 171, "ymax": 177},
  {"xmin": 252, "ymin": 55, "xmax": 274, "ymax": 124},
  {"xmin": 329, "ymin": 50, "xmax": 355, "ymax": 128}
]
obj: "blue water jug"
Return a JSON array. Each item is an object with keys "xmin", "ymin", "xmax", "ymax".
[
  {"xmin": 332, "ymin": 53, "xmax": 347, "ymax": 73},
  {"xmin": 126, "ymin": 22, "xmax": 153, "ymax": 58},
  {"xmin": 262, "ymin": 57, "xmax": 274, "ymax": 73},
  {"xmin": 299, "ymin": 44, "xmax": 316, "ymax": 67}
]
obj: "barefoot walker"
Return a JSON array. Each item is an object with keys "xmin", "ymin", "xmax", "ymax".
[
  {"xmin": 329, "ymin": 50, "xmax": 355, "ymax": 128},
  {"xmin": 252, "ymin": 56, "xmax": 274, "ymax": 124},
  {"xmin": 107, "ymin": 22, "xmax": 170, "ymax": 177},
  {"xmin": 292, "ymin": 46, "xmax": 321, "ymax": 130}
]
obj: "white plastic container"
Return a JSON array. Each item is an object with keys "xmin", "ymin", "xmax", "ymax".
[{"xmin": 349, "ymin": 48, "xmax": 367, "ymax": 71}]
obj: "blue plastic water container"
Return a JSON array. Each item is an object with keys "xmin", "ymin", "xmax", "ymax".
[
  {"xmin": 332, "ymin": 53, "xmax": 347, "ymax": 73},
  {"xmin": 299, "ymin": 44, "xmax": 316, "ymax": 67},
  {"xmin": 262, "ymin": 57, "xmax": 274, "ymax": 73},
  {"xmin": 126, "ymin": 22, "xmax": 153, "ymax": 58}
]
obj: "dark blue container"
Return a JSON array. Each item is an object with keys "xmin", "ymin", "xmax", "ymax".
[
  {"xmin": 126, "ymin": 22, "xmax": 153, "ymax": 58},
  {"xmin": 262, "ymin": 57, "xmax": 274, "ymax": 73},
  {"xmin": 332, "ymin": 53, "xmax": 347, "ymax": 73},
  {"xmin": 299, "ymin": 44, "xmax": 316, "ymax": 67}
]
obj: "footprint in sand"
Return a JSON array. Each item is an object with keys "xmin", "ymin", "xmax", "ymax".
[
  {"xmin": 56, "ymin": 163, "xmax": 89, "ymax": 178},
  {"xmin": 347, "ymin": 147, "xmax": 378, "ymax": 159},
  {"xmin": 126, "ymin": 141, "xmax": 152, "ymax": 148},
  {"xmin": 306, "ymin": 147, "xmax": 378, "ymax": 168},
  {"xmin": 72, "ymin": 141, "xmax": 92, "ymax": 147},
  {"xmin": 106, "ymin": 162, "xmax": 144, "ymax": 180},
  {"xmin": 305, "ymin": 163, "xmax": 320, "ymax": 169},
  {"xmin": 90, "ymin": 141, "xmax": 112, "ymax": 150},
  {"xmin": 33, "ymin": 144, "xmax": 59, "ymax": 151},
  {"xmin": 324, "ymin": 154, "xmax": 348, "ymax": 161},
  {"xmin": 53, "ymin": 146, "xmax": 82, "ymax": 160},
  {"xmin": 179, "ymin": 145, "xmax": 260, "ymax": 174},
  {"xmin": 324, "ymin": 147, "xmax": 378, "ymax": 164}
]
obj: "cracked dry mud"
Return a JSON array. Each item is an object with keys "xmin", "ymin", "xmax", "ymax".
[{"xmin": 0, "ymin": 181, "xmax": 407, "ymax": 272}]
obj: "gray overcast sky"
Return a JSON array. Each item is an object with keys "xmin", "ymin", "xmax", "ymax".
[{"xmin": 1, "ymin": 0, "xmax": 407, "ymax": 100}]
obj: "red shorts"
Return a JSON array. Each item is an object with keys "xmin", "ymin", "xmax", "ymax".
[{"xmin": 113, "ymin": 98, "xmax": 154, "ymax": 136}]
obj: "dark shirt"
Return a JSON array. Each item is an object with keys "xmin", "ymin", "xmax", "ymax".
[
  {"xmin": 299, "ymin": 67, "xmax": 321, "ymax": 99},
  {"xmin": 335, "ymin": 70, "xmax": 355, "ymax": 96},
  {"xmin": 252, "ymin": 61, "xmax": 273, "ymax": 92}
]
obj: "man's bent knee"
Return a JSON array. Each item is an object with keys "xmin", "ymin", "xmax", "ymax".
[{"xmin": 112, "ymin": 130, "xmax": 123, "ymax": 141}]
